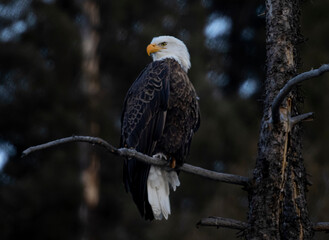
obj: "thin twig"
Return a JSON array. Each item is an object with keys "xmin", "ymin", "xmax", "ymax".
[
  {"xmin": 272, "ymin": 64, "xmax": 329, "ymax": 124},
  {"xmin": 313, "ymin": 222, "xmax": 329, "ymax": 232},
  {"xmin": 196, "ymin": 216, "xmax": 248, "ymax": 230},
  {"xmin": 21, "ymin": 135, "xmax": 249, "ymax": 186}
]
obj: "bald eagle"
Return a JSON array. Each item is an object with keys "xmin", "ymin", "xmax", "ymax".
[{"xmin": 120, "ymin": 36, "xmax": 200, "ymax": 220}]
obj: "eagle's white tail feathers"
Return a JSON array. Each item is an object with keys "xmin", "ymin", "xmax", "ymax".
[
  {"xmin": 167, "ymin": 171, "xmax": 180, "ymax": 191},
  {"xmin": 147, "ymin": 165, "xmax": 180, "ymax": 220}
]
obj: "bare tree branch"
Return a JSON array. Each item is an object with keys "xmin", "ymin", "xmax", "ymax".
[
  {"xmin": 290, "ymin": 112, "xmax": 314, "ymax": 126},
  {"xmin": 178, "ymin": 163, "xmax": 248, "ymax": 186},
  {"xmin": 196, "ymin": 216, "xmax": 248, "ymax": 230},
  {"xmin": 22, "ymin": 136, "xmax": 119, "ymax": 156},
  {"xmin": 21, "ymin": 135, "xmax": 249, "ymax": 186},
  {"xmin": 313, "ymin": 222, "xmax": 329, "ymax": 232},
  {"xmin": 272, "ymin": 64, "xmax": 329, "ymax": 124}
]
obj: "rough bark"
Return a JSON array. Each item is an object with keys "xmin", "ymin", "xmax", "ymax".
[{"xmin": 247, "ymin": 0, "xmax": 313, "ymax": 239}]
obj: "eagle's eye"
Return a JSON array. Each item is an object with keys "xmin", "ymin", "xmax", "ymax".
[{"xmin": 159, "ymin": 42, "xmax": 167, "ymax": 47}]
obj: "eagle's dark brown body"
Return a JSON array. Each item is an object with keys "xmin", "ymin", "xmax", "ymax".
[{"xmin": 120, "ymin": 58, "xmax": 200, "ymax": 220}]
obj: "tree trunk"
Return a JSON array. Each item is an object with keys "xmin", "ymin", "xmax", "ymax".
[
  {"xmin": 79, "ymin": 0, "xmax": 101, "ymax": 239},
  {"xmin": 247, "ymin": 0, "xmax": 313, "ymax": 239}
]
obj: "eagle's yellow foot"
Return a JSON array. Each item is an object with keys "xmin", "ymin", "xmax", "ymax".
[{"xmin": 170, "ymin": 158, "xmax": 176, "ymax": 169}]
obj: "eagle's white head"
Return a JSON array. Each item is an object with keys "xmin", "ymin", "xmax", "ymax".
[{"xmin": 146, "ymin": 35, "xmax": 191, "ymax": 72}]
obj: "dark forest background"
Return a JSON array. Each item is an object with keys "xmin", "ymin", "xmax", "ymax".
[{"xmin": 0, "ymin": 0, "xmax": 328, "ymax": 239}]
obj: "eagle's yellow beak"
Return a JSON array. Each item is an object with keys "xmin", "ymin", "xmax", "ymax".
[{"xmin": 147, "ymin": 44, "xmax": 163, "ymax": 56}]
